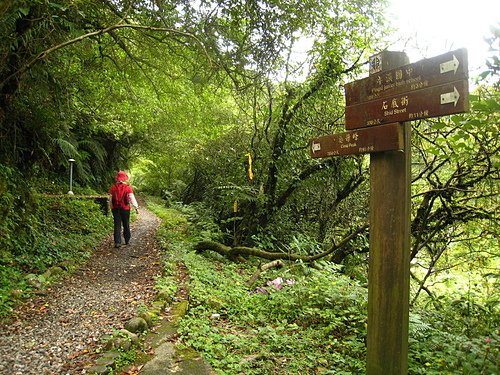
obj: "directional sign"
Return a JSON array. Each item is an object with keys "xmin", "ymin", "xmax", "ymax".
[
  {"xmin": 345, "ymin": 80, "xmax": 469, "ymax": 130},
  {"xmin": 345, "ymin": 48, "xmax": 468, "ymax": 106},
  {"xmin": 310, "ymin": 123, "xmax": 403, "ymax": 158}
]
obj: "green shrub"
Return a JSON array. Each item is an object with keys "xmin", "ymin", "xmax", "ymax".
[
  {"xmin": 152, "ymin": 202, "xmax": 500, "ymax": 375},
  {"xmin": 0, "ymin": 170, "xmax": 113, "ymax": 318},
  {"xmin": 408, "ymin": 309, "xmax": 499, "ymax": 374},
  {"xmin": 12, "ymin": 196, "xmax": 111, "ymax": 272}
]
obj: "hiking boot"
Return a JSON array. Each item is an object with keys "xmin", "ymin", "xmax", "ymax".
[{"xmin": 114, "ymin": 243, "xmax": 121, "ymax": 248}]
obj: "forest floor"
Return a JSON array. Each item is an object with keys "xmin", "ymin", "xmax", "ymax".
[{"xmin": 0, "ymin": 208, "xmax": 164, "ymax": 374}]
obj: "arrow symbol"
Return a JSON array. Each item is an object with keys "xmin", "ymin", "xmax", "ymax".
[
  {"xmin": 440, "ymin": 54, "xmax": 460, "ymax": 74},
  {"xmin": 440, "ymin": 86, "xmax": 460, "ymax": 106},
  {"xmin": 311, "ymin": 141, "xmax": 321, "ymax": 152}
]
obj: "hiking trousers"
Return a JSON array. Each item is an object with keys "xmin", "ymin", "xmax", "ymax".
[{"xmin": 112, "ymin": 208, "xmax": 131, "ymax": 245}]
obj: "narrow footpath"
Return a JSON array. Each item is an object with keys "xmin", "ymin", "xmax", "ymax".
[{"xmin": 0, "ymin": 208, "xmax": 162, "ymax": 374}]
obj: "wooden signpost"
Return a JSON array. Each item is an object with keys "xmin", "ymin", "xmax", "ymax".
[
  {"xmin": 345, "ymin": 80, "xmax": 469, "ymax": 129},
  {"xmin": 310, "ymin": 122, "xmax": 403, "ymax": 158},
  {"xmin": 310, "ymin": 48, "xmax": 469, "ymax": 375},
  {"xmin": 345, "ymin": 48, "xmax": 468, "ymax": 106},
  {"xmin": 365, "ymin": 51, "xmax": 411, "ymax": 375},
  {"xmin": 345, "ymin": 48, "xmax": 469, "ymax": 129}
]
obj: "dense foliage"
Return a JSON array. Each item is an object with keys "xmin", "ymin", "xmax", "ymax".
[
  {"xmin": 0, "ymin": 0, "xmax": 498, "ymax": 372},
  {"xmin": 151, "ymin": 202, "xmax": 498, "ymax": 374},
  {"xmin": 0, "ymin": 168, "xmax": 112, "ymax": 317}
]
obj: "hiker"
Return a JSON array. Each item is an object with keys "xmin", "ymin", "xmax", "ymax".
[{"xmin": 109, "ymin": 170, "xmax": 139, "ymax": 248}]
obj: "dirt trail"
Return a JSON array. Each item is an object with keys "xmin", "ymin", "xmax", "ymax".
[{"xmin": 0, "ymin": 208, "xmax": 162, "ymax": 374}]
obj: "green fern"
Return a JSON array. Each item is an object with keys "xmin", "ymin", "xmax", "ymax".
[
  {"xmin": 53, "ymin": 137, "xmax": 79, "ymax": 158},
  {"xmin": 79, "ymin": 139, "xmax": 107, "ymax": 165},
  {"xmin": 409, "ymin": 312, "xmax": 433, "ymax": 339},
  {"xmin": 215, "ymin": 183, "xmax": 259, "ymax": 202}
]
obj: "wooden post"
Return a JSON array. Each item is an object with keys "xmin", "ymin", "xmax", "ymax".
[{"xmin": 367, "ymin": 51, "xmax": 411, "ymax": 375}]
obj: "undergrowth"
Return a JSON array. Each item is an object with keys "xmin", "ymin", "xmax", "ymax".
[
  {"xmin": 150, "ymin": 200, "xmax": 499, "ymax": 375},
  {"xmin": 0, "ymin": 168, "xmax": 112, "ymax": 318}
]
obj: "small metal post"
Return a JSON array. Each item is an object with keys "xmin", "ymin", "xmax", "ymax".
[{"xmin": 68, "ymin": 158, "xmax": 75, "ymax": 195}]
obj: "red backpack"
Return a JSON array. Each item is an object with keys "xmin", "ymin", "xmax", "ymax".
[{"xmin": 111, "ymin": 183, "xmax": 130, "ymax": 210}]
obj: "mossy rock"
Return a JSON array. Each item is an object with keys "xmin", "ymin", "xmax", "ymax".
[
  {"xmin": 25, "ymin": 274, "xmax": 43, "ymax": 289},
  {"xmin": 125, "ymin": 317, "xmax": 149, "ymax": 333},
  {"xmin": 105, "ymin": 337, "xmax": 131, "ymax": 351},
  {"xmin": 155, "ymin": 290, "xmax": 172, "ymax": 303},
  {"xmin": 139, "ymin": 311, "xmax": 155, "ymax": 328},
  {"xmin": 102, "ymin": 351, "xmax": 120, "ymax": 360},
  {"xmin": 87, "ymin": 365, "xmax": 109, "ymax": 374},
  {"xmin": 172, "ymin": 300, "xmax": 189, "ymax": 319},
  {"xmin": 50, "ymin": 265, "xmax": 64, "ymax": 275},
  {"xmin": 42, "ymin": 266, "xmax": 63, "ymax": 280},
  {"xmin": 95, "ymin": 357, "xmax": 115, "ymax": 367},
  {"xmin": 151, "ymin": 300, "xmax": 166, "ymax": 313},
  {"xmin": 118, "ymin": 329, "xmax": 139, "ymax": 345},
  {"xmin": 104, "ymin": 329, "xmax": 139, "ymax": 351}
]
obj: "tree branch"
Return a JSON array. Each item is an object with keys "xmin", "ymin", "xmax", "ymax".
[
  {"xmin": 274, "ymin": 158, "xmax": 340, "ymax": 210},
  {"xmin": 195, "ymin": 223, "xmax": 368, "ymax": 263},
  {"xmin": 1, "ymin": 23, "xmax": 210, "ymax": 88}
]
